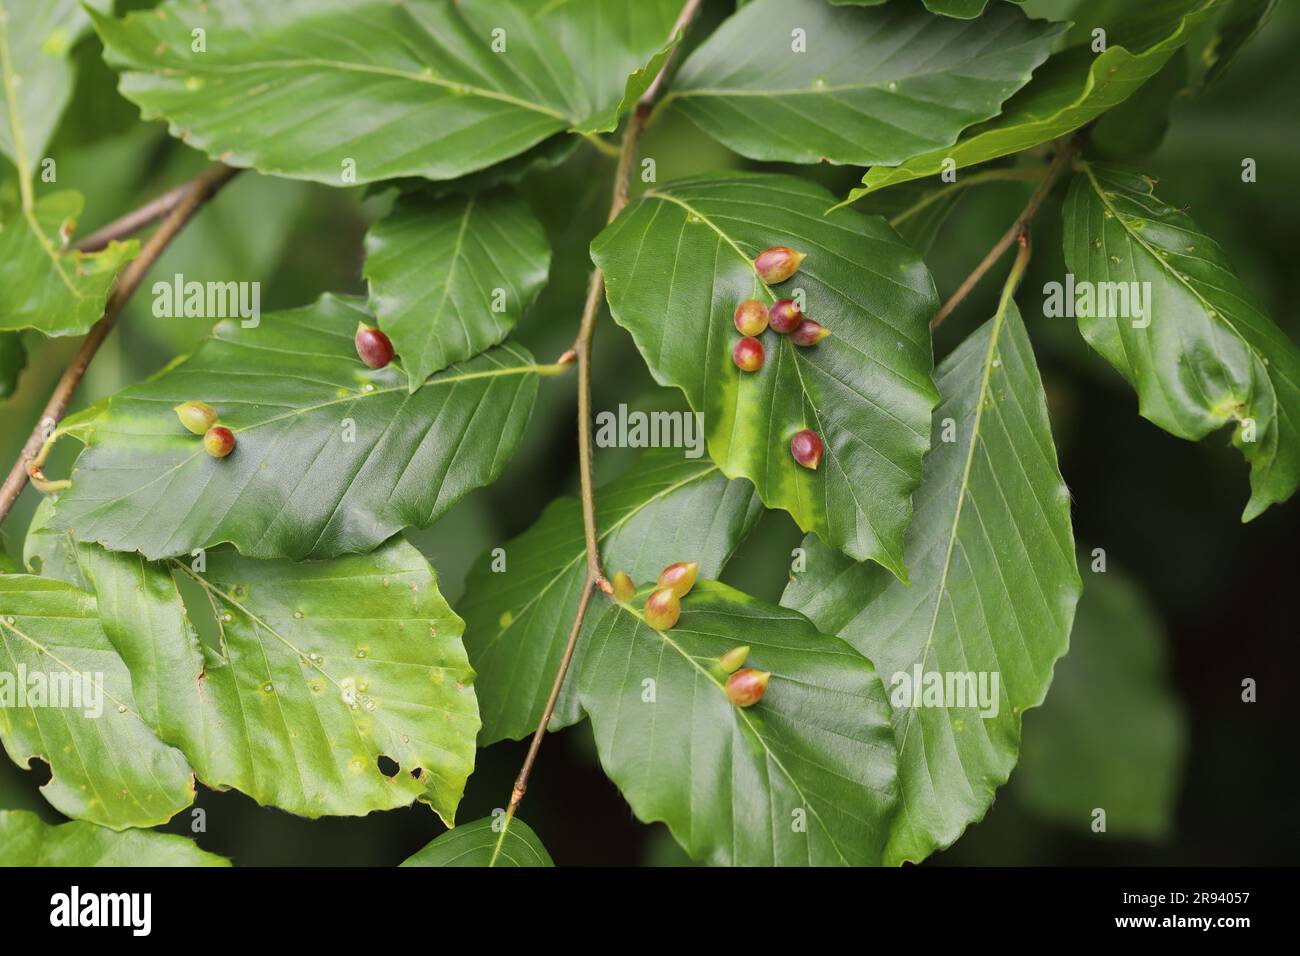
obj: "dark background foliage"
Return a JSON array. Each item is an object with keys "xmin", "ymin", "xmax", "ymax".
[{"xmin": 1, "ymin": 0, "xmax": 1295, "ymax": 865}]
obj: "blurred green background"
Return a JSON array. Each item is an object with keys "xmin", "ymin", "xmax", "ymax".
[{"xmin": 1, "ymin": 0, "xmax": 1296, "ymax": 865}]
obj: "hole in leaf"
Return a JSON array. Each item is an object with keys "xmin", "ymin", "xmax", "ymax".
[{"xmin": 377, "ymin": 755, "xmax": 399, "ymax": 778}]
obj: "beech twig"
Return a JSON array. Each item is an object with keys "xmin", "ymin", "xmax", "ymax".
[
  {"xmin": 501, "ymin": 0, "xmax": 705, "ymax": 839},
  {"xmin": 0, "ymin": 163, "xmax": 242, "ymax": 527},
  {"xmin": 930, "ymin": 134, "xmax": 1083, "ymax": 330}
]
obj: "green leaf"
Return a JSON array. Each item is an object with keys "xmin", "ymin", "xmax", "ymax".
[
  {"xmin": 591, "ymin": 172, "xmax": 939, "ymax": 578},
  {"xmin": 0, "ymin": 331, "xmax": 23, "ymax": 398},
  {"xmin": 1201, "ymin": 0, "xmax": 1277, "ymax": 88},
  {"xmin": 363, "ymin": 189, "xmax": 550, "ymax": 387},
  {"xmin": 579, "ymin": 580, "xmax": 898, "ymax": 866},
  {"xmin": 829, "ymin": 0, "xmax": 1027, "ymax": 17},
  {"xmin": 667, "ymin": 0, "xmax": 1063, "ymax": 167},
  {"xmin": 542, "ymin": 0, "xmax": 683, "ymax": 135},
  {"xmin": 1017, "ymin": 564, "xmax": 1186, "ymax": 838},
  {"xmin": 783, "ymin": 301, "xmax": 1081, "ymax": 865},
  {"xmin": 402, "ymin": 815, "xmax": 553, "ymax": 867},
  {"xmin": 90, "ymin": 0, "xmax": 679, "ymax": 185},
  {"xmin": 848, "ymin": 0, "xmax": 1225, "ymax": 200},
  {"xmin": 26, "ymin": 506, "xmax": 479, "ymax": 824},
  {"xmin": 1062, "ymin": 163, "xmax": 1300, "ymax": 520},
  {"xmin": 461, "ymin": 449, "xmax": 763, "ymax": 745},
  {"xmin": 0, "ymin": 574, "xmax": 195, "ymax": 830},
  {"xmin": 50, "ymin": 293, "xmax": 548, "ymax": 561},
  {"xmin": 0, "ymin": 809, "xmax": 230, "ymax": 866},
  {"xmin": 1088, "ymin": 50, "xmax": 1188, "ymax": 160},
  {"xmin": 0, "ymin": 191, "xmax": 138, "ymax": 336},
  {"xmin": 0, "ymin": 0, "xmax": 103, "ymax": 174}
]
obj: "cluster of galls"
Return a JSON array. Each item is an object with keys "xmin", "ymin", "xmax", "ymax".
[
  {"xmin": 174, "ymin": 401, "xmax": 235, "ymax": 459},
  {"xmin": 730, "ymin": 246, "xmax": 826, "ymax": 472},
  {"xmin": 611, "ymin": 562, "xmax": 770, "ymax": 708}
]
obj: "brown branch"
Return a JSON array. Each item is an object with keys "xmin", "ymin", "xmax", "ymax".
[
  {"xmin": 503, "ymin": 0, "xmax": 705, "ymax": 829},
  {"xmin": 0, "ymin": 163, "xmax": 242, "ymax": 527},
  {"xmin": 73, "ymin": 181, "xmax": 193, "ymax": 253},
  {"xmin": 930, "ymin": 135, "xmax": 1083, "ymax": 330}
]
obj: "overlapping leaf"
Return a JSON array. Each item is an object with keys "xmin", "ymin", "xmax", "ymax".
[
  {"xmin": 461, "ymin": 450, "xmax": 762, "ymax": 745},
  {"xmin": 667, "ymin": 0, "xmax": 1063, "ymax": 167},
  {"xmin": 0, "ymin": 191, "xmax": 138, "ymax": 335},
  {"xmin": 848, "ymin": 0, "xmax": 1225, "ymax": 199},
  {"xmin": 829, "ymin": 0, "xmax": 1026, "ymax": 17},
  {"xmin": 580, "ymin": 581, "xmax": 898, "ymax": 866},
  {"xmin": 1202, "ymin": 0, "xmax": 1277, "ymax": 88},
  {"xmin": 0, "ymin": 809, "xmax": 230, "ymax": 866},
  {"xmin": 783, "ymin": 302, "xmax": 1080, "ymax": 865},
  {"xmin": 90, "ymin": 0, "xmax": 681, "ymax": 185},
  {"xmin": 1062, "ymin": 163, "xmax": 1300, "ymax": 519},
  {"xmin": 592, "ymin": 172, "xmax": 938, "ymax": 578},
  {"xmin": 50, "ymin": 294, "xmax": 547, "ymax": 561},
  {"xmin": 542, "ymin": 0, "xmax": 683, "ymax": 134},
  {"xmin": 0, "ymin": 574, "xmax": 195, "ymax": 830},
  {"xmin": 26, "ymin": 502, "xmax": 480, "ymax": 824},
  {"xmin": 0, "ymin": 2, "xmax": 137, "ymax": 335},
  {"xmin": 363, "ymin": 189, "xmax": 550, "ymax": 387},
  {"xmin": 402, "ymin": 816, "xmax": 553, "ymax": 867},
  {"xmin": 1017, "ymin": 565, "xmax": 1186, "ymax": 838}
]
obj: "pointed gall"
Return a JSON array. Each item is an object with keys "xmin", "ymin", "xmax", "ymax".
[
  {"xmin": 732, "ymin": 337, "xmax": 764, "ymax": 372},
  {"xmin": 791, "ymin": 319, "xmax": 830, "ymax": 346},
  {"xmin": 733, "ymin": 299, "xmax": 769, "ymax": 336},
  {"xmin": 355, "ymin": 322, "xmax": 395, "ymax": 369},
  {"xmin": 768, "ymin": 299, "xmax": 803, "ymax": 334},
  {"xmin": 657, "ymin": 561, "xmax": 698, "ymax": 598},
  {"xmin": 719, "ymin": 645, "xmax": 750, "ymax": 675},
  {"xmin": 725, "ymin": 668, "xmax": 770, "ymax": 707},
  {"xmin": 790, "ymin": 429, "xmax": 823, "ymax": 470},
  {"xmin": 612, "ymin": 571, "xmax": 635, "ymax": 603},
  {"xmin": 644, "ymin": 587, "xmax": 681, "ymax": 631},
  {"xmin": 754, "ymin": 246, "xmax": 805, "ymax": 284},
  {"xmin": 174, "ymin": 400, "xmax": 218, "ymax": 435},
  {"xmin": 203, "ymin": 425, "xmax": 235, "ymax": 459}
]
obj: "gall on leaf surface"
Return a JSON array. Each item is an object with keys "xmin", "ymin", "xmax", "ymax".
[
  {"xmin": 0, "ymin": 809, "xmax": 229, "ymax": 866},
  {"xmin": 0, "ymin": 574, "xmax": 195, "ymax": 830},
  {"xmin": 89, "ymin": 0, "xmax": 682, "ymax": 185},
  {"xmin": 25, "ymin": 501, "xmax": 479, "ymax": 825},
  {"xmin": 50, "ymin": 294, "xmax": 544, "ymax": 562},
  {"xmin": 460, "ymin": 450, "xmax": 762, "ymax": 746},
  {"xmin": 783, "ymin": 303, "xmax": 1080, "ymax": 866},
  {"xmin": 579, "ymin": 580, "xmax": 898, "ymax": 867},
  {"xmin": 1062, "ymin": 163, "xmax": 1300, "ymax": 520},
  {"xmin": 402, "ymin": 815, "xmax": 553, "ymax": 867},
  {"xmin": 592, "ymin": 172, "xmax": 939, "ymax": 579},
  {"xmin": 669, "ymin": 0, "xmax": 1063, "ymax": 168}
]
